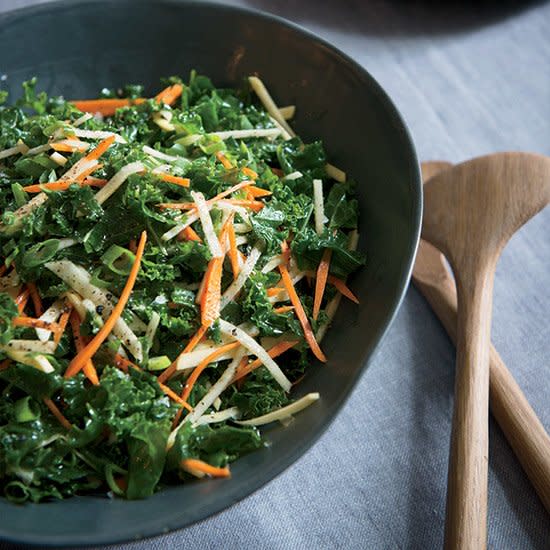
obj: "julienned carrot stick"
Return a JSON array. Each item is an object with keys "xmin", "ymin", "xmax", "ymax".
[
  {"xmin": 158, "ymin": 382, "xmax": 193, "ymax": 411},
  {"xmin": 157, "ymin": 173, "xmax": 190, "ymax": 187},
  {"xmin": 178, "ymin": 226, "xmax": 202, "ymax": 243},
  {"xmin": 232, "ymin": 340, "xmax": 298, "ymax": 383},
  {"xmin": 12, "ymin": 317, "xmax": 58, "ymax": 331},
  {"xmin": 72, "ymin": 98, "xmax": 146, "ymax": 117},
  {"xmin": 247, "ymin": 186, "xmax": 272, "ymax": 198},
  {"xmin": 69, "ymin": 310, "xmax": 99, "ymax": 386},
  {"xmin": 278, "ymin": 244, "xmax": 326, "ymax": 362},
  {"xmin": 180, "ymin": 458, "xmax": 231, "ymax": 478},
  {"xmin": 273, "ymin": 305, "xmax": 294, "ymax": 314},
  {"xmin": 181, "ymin": 342, "xmax": 240, "ymax": 402},
  {"xmin": 328, "ymin": 275, "xmax": 360, "ymax": 304},
  {"xmin": 216, "ymin": 151, "xmax": 233, "ymax": 169},
  {"xmin": 241, "ymin": 167, "xmax": 258, "ymax": 180},
  {"xmin": 156, "ymin": 325, "xmax": 208, "ymax": 384},
  {"xmin": 219, "ymin": 199, "xmax": 264, "ymax": 212},
  {"xmin": 65, "ymin": 231, "xmax": 147, "ymax": 377},
  {"xmin": 27, "ymin": 282, "xmax": 43, "ymax": 316},
  {"xmin": 23, "ymin": 178, "xmax": 107, "ymax": 193},
  {"xmin": 15, "ymin": 288, "xmax": 30, "ymax": 314},
  {"xmin": 155, "ymin": 84, "xmax": 183, "ymax": 106},
  {"xmin": 84, "ymin": 135, "xmax": 115, "ymax": 163},
  {"xmin": 54, "ymin": 305, "xmax": 73, "ymax": 346},
  {"xmin": 313, "ymin": 248, "xmax": 332, "ymax": 320},
  {"xmin": 200, "ymin": 257, "xmax": 223, "ymax": 327},
  {"xmin": 43, "ymin": 397, "xmax": 72, "ymax": 430}
]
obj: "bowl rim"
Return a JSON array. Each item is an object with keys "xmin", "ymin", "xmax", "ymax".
[{"xmin": 0, "ymin": 0, "xmax": 422, "ymax": 546}]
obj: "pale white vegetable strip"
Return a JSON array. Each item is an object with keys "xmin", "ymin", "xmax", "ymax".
[
  {"xmin": 161, "ymin": 213, "xmax": 199, "ymax": 241},
  {"xmin": 261, "ymin": 255, "xmax": 283, "ymax": 274},
  {"xmin": 72, "ymin": 129, "xmax": 126, "ymax": 143},
  {"xmin": 45, "ymin": 260, "xmax": 144, "ymax": 360},
  {"xmin": 94, "ymin": 161, "xmax": 145, "ymax": 205},
  {"xmin": 72, "ymin": 112, "xmax": 93, "ymax": 127},
  {"xmin": 220, "ymin": 245, "xmax": 262, "ymax": 309},
  {"xmin": 218, "ymin": 319, "xmax": 292, "ymax": 392},
  {"xmin": 268, "ymin": 115, "xmax": 292, "ymax": 141},
  {"xmin": 210, "ymin": 128, "xmax": 282, "ymax": 140},
  {"xmin": 191, "ymin": 191, "xmax": 223, "ymax": 258},
  {"xmin": 316, "ymin": 229, "xmax": 359, "ymax": 342},
  {"xmin": 142, "ymin": 145, "xmax": 180, "ymax": 163},
  {"xmin": 36, "ymin": 300, "xmax": 65, "ymax": 341},
  {"xmin": 50, "ymin": 152, "xmax": 68, "ymax": 166},
  {"xmin": 176, "ymin": 326, "xmax": 258, "ymax": 372},
  {"xmin": 236, "ymin": 393, "xmax": 320, "ymax": 426},
  {"xmin": 194, "ymin": 407, "xmax": 240, "ymax": 426},
  {"xmin": 25, "ymin": 143, "xmax": 51, "ymax": 156},
  {"xmin": 63, "ymin": 291, "xmax": 87, "ymax": 320},
  {"xmin": 313, "ymin": 179, "xmax": 325, "ymax": 235},
  {"xmin": 213, "ymin": 397, "xmax": 222, "ymax": 411},
  {"xmin": 54, "ymin": 139, "xmax": 89, "ymax": 152},
  {"xmin": 326, "ymin": 162, "xmax": 346, "ymax": 183},
  {"xmin": 4, "ymin": 350, "xmax": 54, "ymax": 373},
  {"xmin": 186, "ymin": 348, "xmax": 246, "ymax": 425},
  {"xmin": 145, "ymin": 311, "xmax": 160, "ymax": 347},
  {"xmin": 153, "ymin": 115, "xmax": 176, "ymax": 132},
  {"xmin": 234, "ymin": 235, "xmax": 248, "ymax": 247},
  {"xmin": 151, "ymin": 164, "xmax": 172, "ymax": 174},
  {"xmin": 278, "ymin": 105, "xmax": 295, "ymax": 120},
  {"xmin": 0, "ymin": 142, "xmax": 28, "ymax": 160},
  {"xmin": 234, "ymin": 222, "xmax": 251, "ymax": 234},
  {"xmin": 283, "ymin": 171, "xmax": 303, "ymax": 181},
  {"xmin": 248, "ymin": 76, "xmax": 295, "ymax": 138},
  {"xmin": 59, "ymin": 157, "xmax": 99, "ymax": 182},
  {"xmin": 0, "ymin": 340, "xmax": 56, "ymax": 354},
  {"xmin": 58, "ymin": 238, "xmax": 77, "ymax": 250},
  {"xmin": 0, "ymin": 193, "xmax": 48, "ymax": 235}
]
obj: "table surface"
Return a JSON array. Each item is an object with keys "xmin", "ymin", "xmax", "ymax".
[{"xmin": 2, "ymin": 1, "xmax": 550, "ymax": 549}]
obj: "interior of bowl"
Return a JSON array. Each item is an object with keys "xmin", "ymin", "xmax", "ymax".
[{"xmin": 0, "ymin": 0, "xmax": 421, "ymax": 546}]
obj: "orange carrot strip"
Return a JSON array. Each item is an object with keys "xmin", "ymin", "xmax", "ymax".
[
  {"xmin": 54, "ymin": 305, "xmax": 73, "ymax": 346},
  {"xmin": 278, "ymin": 246, "xmax": 326, "ymax": 362},
  {"xmin": 43, "ymin": 397, "xmax": 72, "ymax": 430},
  {"xmin": 247, "ymin": 186, "xmax": 272, "ymax": 198},
  {"xmin": 328, "ymin": 275, "xmax": 360, "ymax": 304},
  {"xmin": 0, "ymin": 265, "xmax": 7, "ymax": 277},
  {"xmin": 233, "ymin": 340, "xmax": 299, "ymax": 383},
  {"xmin": 84, "ymin": 135, "xmax": 115, "ymax": 163},
  {"xmin": 15, "ymin": 288, "xmax": 30, "ymax": 314},
  {"xmin": 241, "ymin": 167, "xmax": 258, "ymax": 180},
  {"xmin": 71, "ymin": 98, "xmax": 145, "ymax": 117},
  {"xmin": 266, "ymin": 287, "xmax": 285, "ymax": 298},
  {"xmin": 273, "ymin": 305, "xmax": 294, "ymax": 314},
  {"xmin": 75, "ymin": 162, "xmax": 103, "ymax": 182},
  {"xmin": 216, "ymin": 151, "xmax": 233, "ymax": 170},
  {"xmin": 13, "ymin": 317, "xmax": 58, "ymax": 331},
  {"xmin": 27, "ymin": 282, "xmax": 43, "ymax": 316},
  {"xmin": 178, "ymin": 226, "xmax": 202, "ymax": 243},
  {"xmin": 200, "ymin": 257, "xmax": 224, "ymax": 327},
  {"xmin": 157, "ymin": 173, "xmax": 190, "ymax": 187},
  {"xmin": 156, "ymin": 325, "xmax": 208, "ymax": 384},
  {"xmin": 22, "ymin": 177, "xmax": 107, "ymax": 193},
  {"xmin": 51, "ymin": 141, "xmax": 88, "ymax": 153},
  {"xmin": 313, "ymin": 249, "xmax": 332, "ymax": 321},
  {"xmin": 158, "ymin": 383, "xmax": 193, "ymax": 411},
  {"xmin": 69, "ymin": 311, "xmax": 99, "ymax": 386},
  {"xmin": 181, "ymin": 342, "xmax": 240, "ymax": 402},
  {"xmin": 227, "ymin": 222, "xmax": 240, "ymax": 280},
  {"xmin": 155, "ymin": 83, "xmax": 183, "ymax": 106},
  {"xmin": 181, "ymin": 458, "xmax": 231, "ymax": 478},
  {"xmin": 271, "ymin": 167, "xmax": 284, "ymax": 177},
  {"xmin": 65, "ymin": 231, "xmax": 146, "ymax": 377}
]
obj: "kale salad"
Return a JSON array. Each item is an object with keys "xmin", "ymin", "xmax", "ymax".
[{"xmin": 0, "ymin": 73, "xmax": 364, "ymax": 502}]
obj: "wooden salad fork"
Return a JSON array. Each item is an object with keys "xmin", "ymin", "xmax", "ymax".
[{"xmin": 420, "ymin": 153, "xmax": 550, "ymax": 548}]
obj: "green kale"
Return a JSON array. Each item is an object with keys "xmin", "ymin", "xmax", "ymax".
[{"xmin": 0, "ymin": 293, "xmax": 18, "ymax": 344}]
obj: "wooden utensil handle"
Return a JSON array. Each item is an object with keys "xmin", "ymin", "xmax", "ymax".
[
  {"xmin": 413, "ymin": 252, "xmax": 550, "ymax": 513},
  {"xmin": 445, "ymin": 272, "xmax": 494, "ymax": 549}
]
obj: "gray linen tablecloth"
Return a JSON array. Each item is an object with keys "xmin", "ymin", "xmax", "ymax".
[{"xmin": 2, "ymin": 1, "xmax": 550, "ymax": 549}]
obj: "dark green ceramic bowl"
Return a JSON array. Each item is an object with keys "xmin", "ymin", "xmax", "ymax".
[{"xmin": 0, "ymin": 0, "xmax": 421, "ymax": 545}]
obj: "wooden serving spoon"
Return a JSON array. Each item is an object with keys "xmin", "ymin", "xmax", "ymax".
[
  {"xmin": 421, "ymin": 153, "xmax": 550, "ymax": 549},
  {"xmin": 414, "ymin": 161, "xmax": 550, "ymax": 514}
]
